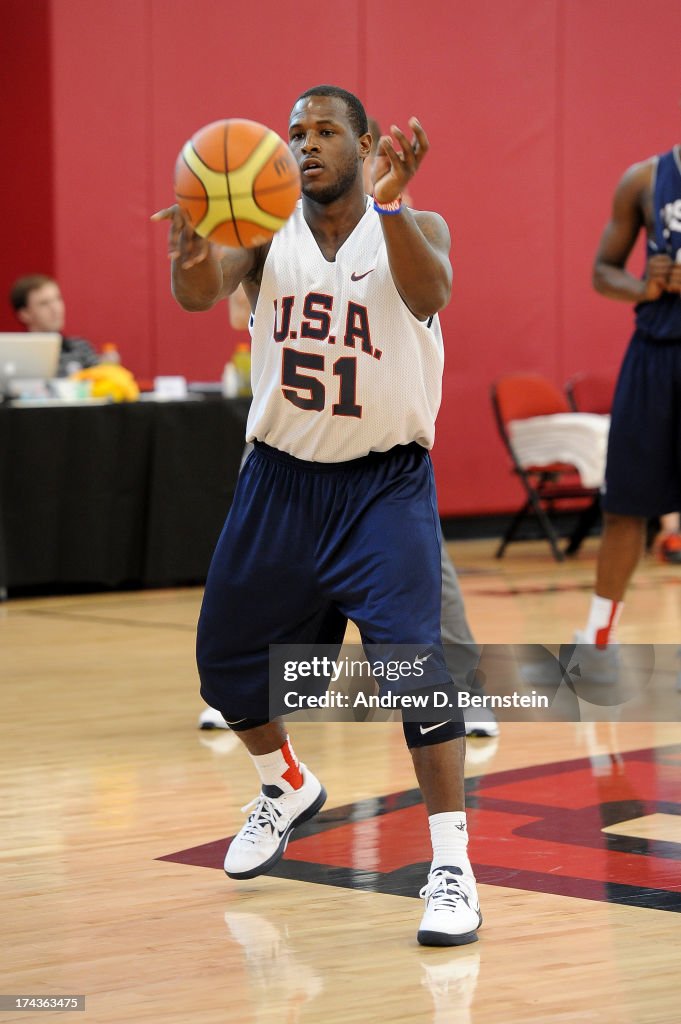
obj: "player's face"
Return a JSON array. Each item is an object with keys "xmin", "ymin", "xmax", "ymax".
[
  {"xmin": 20, "ymin": 282, "xmax": 65, "ymax": 333},
  {"xmin": 288, "ymin": 96, "xmax": 366, "ymax": 204}
]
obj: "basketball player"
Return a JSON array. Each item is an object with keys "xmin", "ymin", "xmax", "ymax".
[
  {"xmin": 154, "ymin": 85, "xmax": 481, "ymax": 945},
  {"xmin": 576, "ymin": 131, "xmax": 681, "ymax": 665},
  {"xmin": 199, "ymin": 118, "xmax": 498, "ymax": 739}
]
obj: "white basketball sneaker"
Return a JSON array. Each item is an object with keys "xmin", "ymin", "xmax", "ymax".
[
  {"xmin": 198, "ymin": 706, "xmax": 229, "ymax": 729},
  {"xmin": 568, "ymin": 630, "xmax": 620, "ymax": 686},
  {"xmin": 224, "ymin": 765, "xmax": 327, "ymax": 880},
  {"xmin": 464, "ymin": 707, "xmax": 500, "ymax": 738},
  {"xmin": 418, "ymin": 865, "xmax": 482, "ymax": 946},
  {"xmin": 518, "ymin": 635, "xmax": 620, "ymax": 688}
]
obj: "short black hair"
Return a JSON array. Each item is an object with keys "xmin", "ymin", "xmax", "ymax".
[
  {"xmin": 293, "ymin": 85, "xmax": 368, "ymax": 138},
  {"xmin": 9, "ymin": 274, "xmax": 56, "ymax": 312}
]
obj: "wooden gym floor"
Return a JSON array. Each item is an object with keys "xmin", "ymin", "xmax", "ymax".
[{"xmin": 2, "ymin": 537, "xmax": 680, "ymax": 1023}]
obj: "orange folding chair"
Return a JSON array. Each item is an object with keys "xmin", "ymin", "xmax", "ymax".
[
  {"xmin": 565, "ymin": 372, "xmax": 616, "ymax": 415},
  {"xmin": 491, "ymin": 373, "xmax": 601, "ymax": 561}
]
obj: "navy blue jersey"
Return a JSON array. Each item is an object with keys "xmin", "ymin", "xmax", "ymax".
[{"xmin": 635, "ymin": 146, "xmax": 681, "ymax": 340}]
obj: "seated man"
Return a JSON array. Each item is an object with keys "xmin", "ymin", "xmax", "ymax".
[{"xmin": 10, "ymin": 274, "xmax": 100, "ymax": 376}]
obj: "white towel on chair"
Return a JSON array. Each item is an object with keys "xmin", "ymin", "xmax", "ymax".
[{"xmin": 508, "ymin": 413, "xmax": 610, "ymax": 488}]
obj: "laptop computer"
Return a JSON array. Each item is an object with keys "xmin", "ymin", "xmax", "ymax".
[{"xmin": 0, "ymin": 333, "xmax": 61, "ymax": 397}]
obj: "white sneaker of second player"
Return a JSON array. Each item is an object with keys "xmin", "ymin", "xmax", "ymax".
[
  {"xmin": 224, "ymin": 766, "xmax": 327, "ymax": 880},
  {"xmin": 418, "ymin": 865, "xmax": 482, "ymax": 946},
  {"xmin": 568, "ymin": 630, "xmax": 620, "ymax": 686},
  {"xmin": 198, "ymin": 706, "xmax": 229, "ymax": 729},
  {"xmin": 464, "ymin": 707, "xmax": 500, "ymax": 738},
  {"xmin": 519, "ymin": 633, "xmax": 620, "ymax": 688}
]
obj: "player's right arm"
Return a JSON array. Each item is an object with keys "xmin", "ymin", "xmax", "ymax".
[
  {"xmin": 151, "ymin": 205, "xmax": 264, "ymax": 311},
  {"xmin": 593, "ymin": 159, "xmax": 673, "ymax": 303}
]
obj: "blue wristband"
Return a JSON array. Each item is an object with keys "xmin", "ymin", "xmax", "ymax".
[{"xmin": 373, "ymin": 196, "xmax": 403, "ymax": 215}]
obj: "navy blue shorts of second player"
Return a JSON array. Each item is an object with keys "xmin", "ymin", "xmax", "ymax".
[
  {"xmin": 603, "ymin": 329, "xmax": 681, "ymax": 517},
  {"xmin": 197, "ymin": 440, "xmax": 459, "ymax": 728}
]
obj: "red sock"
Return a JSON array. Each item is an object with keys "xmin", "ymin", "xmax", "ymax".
[
  {"xmin": 251, "ymin": 737, "xmax": 304, "ymax": 792},
  {"xmin": 585, "ymin": 595, "xmax": 623, "ymax": 648}
]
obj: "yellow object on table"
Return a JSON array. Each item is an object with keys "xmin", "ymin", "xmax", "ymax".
[{"xmin": 72, "ymin": 364, "xmax": 140, "ymax": 402}]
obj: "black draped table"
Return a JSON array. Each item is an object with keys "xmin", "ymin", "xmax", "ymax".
[{"xmin": 0, "ymin": 397, "xmax": 251, "ymax": 598}]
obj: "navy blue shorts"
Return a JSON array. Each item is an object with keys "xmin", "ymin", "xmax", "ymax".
[
  {"xmin": 603, "ymin": 329, "xmax": 681, "ymax": 517},
  {"xmin": 197, "ymin": 441, "xmax": 454, "ymax": 722}
]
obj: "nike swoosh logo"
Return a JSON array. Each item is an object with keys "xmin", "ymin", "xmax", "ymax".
[
  {"xmin": 458, "ymin": 890, "xmax": 481, "ymax": 915},
  {"xmin": 350, "ymin": 269, "xmax": 375, "ymax": 281},
  {"xmin": 414, "ymin": 652, "xmax": 432, "ymax": 665},
  {"xmin": 419, "ymin": 721, "xmax": 450, "ymax": 735}
]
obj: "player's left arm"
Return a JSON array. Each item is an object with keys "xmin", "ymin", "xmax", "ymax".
[{"xmin": 372, "ymin": 119, "xmax": 452, "ymax": 319}]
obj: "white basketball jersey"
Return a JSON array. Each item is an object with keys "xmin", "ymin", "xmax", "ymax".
[{"xmin": 245, "ymin": 199, "xmax": 444, "ymax": 462}]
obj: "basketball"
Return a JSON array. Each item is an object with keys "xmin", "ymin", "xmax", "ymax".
[{"xmin": 174, "ymin": 119, "xmax": 301, "ymax": 248}]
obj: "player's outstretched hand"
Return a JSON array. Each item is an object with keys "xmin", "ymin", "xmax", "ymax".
[
  {"xmin": 372, "ymin": 117, "xmax": 429, "ymax": 205},
  {"xmin": 150, "ymin": 204, "xmax": 211, "ymax": 269},
  {"xmin": 666, "ymin": 259, "xmax": 681, "ymax": 295}
]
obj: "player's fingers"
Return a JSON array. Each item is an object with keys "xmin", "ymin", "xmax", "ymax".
[
  {"xmin": 150, "ymin": 206, "xmax": 181, "ymax": 222},
  {"xmin": 169, "ymin": 223, "xmax": 190, "ymax": 258},
  {"xmin": 409, "ymin": 117, "xmax": 429, "ymax": 159},
  {"xmin": 180, "ymin": 251, "xmax": 204, "ymax": 269},
  {"xmin": 154, "ymin": 205, "xmax": 196, "ymax": 236},
  {"xmin": 151, "ymin": 205, "xmax": 189, "ymax": 258},
  {"xmin": 166, "ymin": 233, "xmax": 182, "ymax": 260},
  {"xmin": 380, "ymin": 136, "xmax": 405, "ymax": 174},
  {"xmin": 181, "ymin": 237, "xmax": 210, "ymax": 269},
  {"xmin": 649, "ymin": 254, "xmax": 673, "ymax": 271},
  {"xmin": 390, "ymin": 124, "xmax": 410, "ymax": 150},
  {"xmin": 390, "ymin": 125, "xmax": 416, "ymax": 169}
]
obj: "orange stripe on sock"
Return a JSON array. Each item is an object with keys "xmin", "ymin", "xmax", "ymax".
[
  {"xmin": 595, "ymin": 603, "xmax": 619, "ymax": 649},
  {"xmin": 281, "ymin": 740, "xmax": 303, "ymax": 790}
]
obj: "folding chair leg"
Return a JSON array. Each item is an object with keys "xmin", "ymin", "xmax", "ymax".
[
  {"xmin": 525, "ymin": 488, "xmax": 565, "ymax": 561},
  {"xmin": 496, "ymin": 499, "xmax": 533, "ymax": 558},
  {"xmin": 565, "ymin": 495, "xmax": 601, "ymax": 556}
]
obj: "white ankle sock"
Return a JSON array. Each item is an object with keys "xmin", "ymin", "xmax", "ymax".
[
  {"xmin": 584, "ymin": 595, "xmax": 623, "ymax": 647},
  {"xmin": 429, "ymin": 811, "xmax": 471, "ymax": 873},
  {"xmin": 250, "ymin": 737, "xmax": 303, "ymax": 793}
]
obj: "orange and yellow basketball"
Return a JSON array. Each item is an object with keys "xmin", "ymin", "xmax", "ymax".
[{"xmin": 174, "ymin": 118, "xmax": 301, "ymax": 248}]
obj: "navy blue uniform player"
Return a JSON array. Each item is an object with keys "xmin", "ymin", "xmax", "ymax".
[
  {"xmin": 153, "ymin": 85, "xmax": 481, "ymax": 946},
  {"xmin": 577, "ymin": 137, "xmax": 681, "ymax": 657}
]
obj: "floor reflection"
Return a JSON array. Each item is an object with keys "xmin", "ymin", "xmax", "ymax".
[
  {"xmin": 223, "ymin": 909, "xmax": 324, "ymax": 1022},
  {"xmin": 221, "ymin": 904, "xmax": 482, "ymax": 1024},
  {"xmin": 420, "ymin": 949, "xmax": 481, "ymax": 1024}
]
